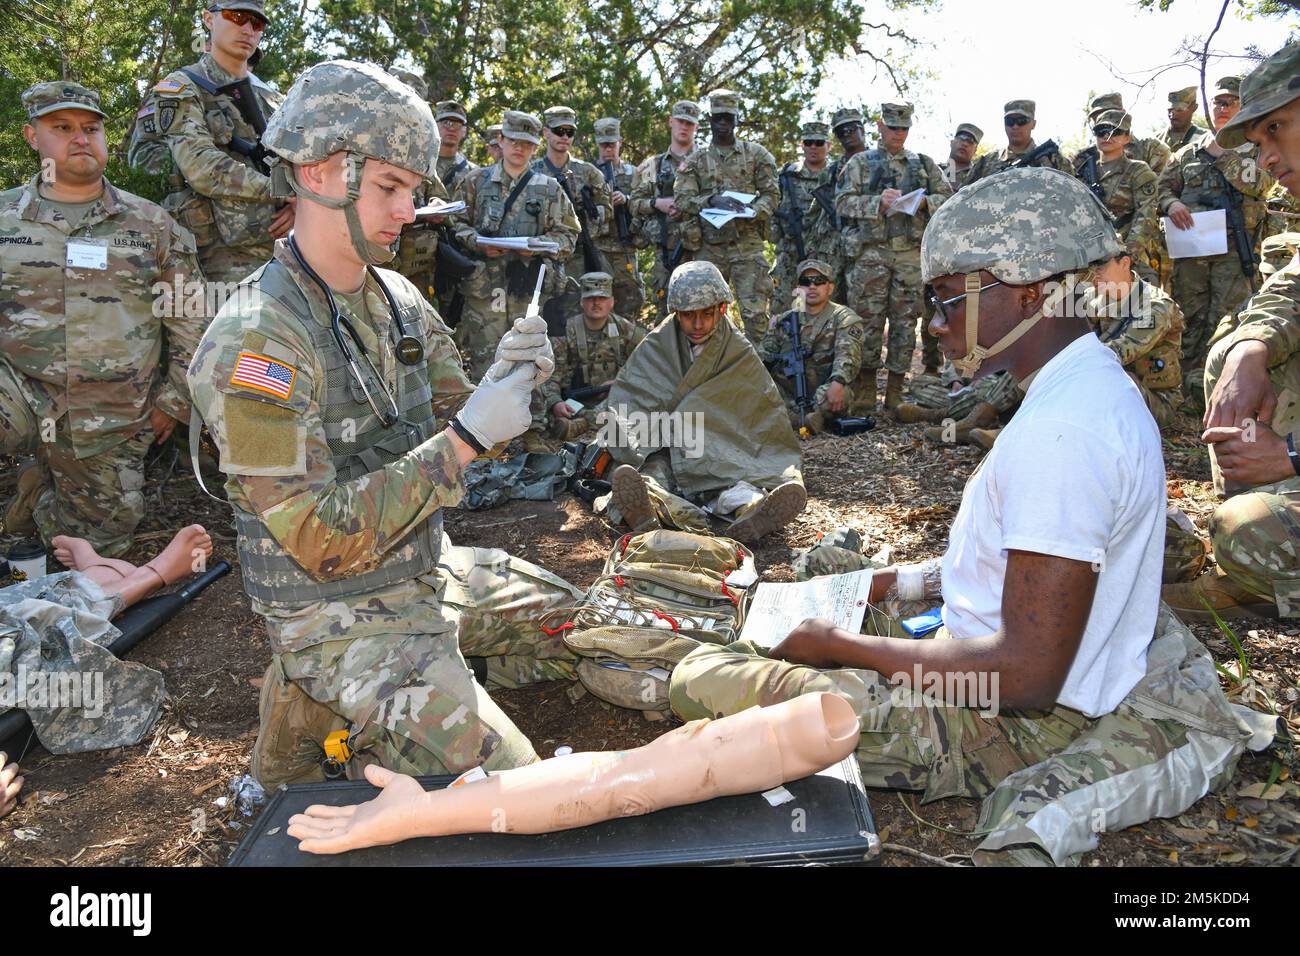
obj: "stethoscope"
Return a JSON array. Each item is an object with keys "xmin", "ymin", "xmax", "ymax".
[{"xmin": 287, "ymin": 233, "xmax": 423, "ymax": 428}]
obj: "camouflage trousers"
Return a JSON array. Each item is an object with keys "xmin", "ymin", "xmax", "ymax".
[
  {"xmin": 1173, "ymin": 253, "xmax": 1251, "ymax": 380},
  {"xmin": 847, "ymin": 244, "xmax": 924, "ymax": 375},
  {"xmin": 694, "ymin": 240, "xmax": 772, "ymax": 344},
  {"xmin": 1, "ymin": 360, "xmax": 150, "ymax": 558},
  {"xmin": 263, "ymin": 541, "xmax": 581, "ymax": 783},
  {"xmin": 597, "ymin": 243, "xmax": 646, "ymax": 324},
  {"xmin": 1202, "ymin": 331, "xmax": 1300, "ymax": 615},
  {"xmin": 197, "ymin": 241, "xmax": 272, "ymax": 286},
  {"xmin": 771, "ymin": 377, "xmax": 860, "ymax": 433},
  {"xmin": 455, "ymin": 290, "xmax": 533, "ymax": 381},
  {"xmin": 906, "ymin": 368, "xmax": 1023, "ymax": 420},
  {"xmin": 669, "ymin": 604, "xmax": 1267, "ymax": 865},
  {"xmin": 648, "ymin": 248, "xmax": 693, "ymax": 324}
]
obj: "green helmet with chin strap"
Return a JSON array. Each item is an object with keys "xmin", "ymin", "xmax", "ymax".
[
  {"xmin": 920, "ymin": 167, "xmax": 1122, "ymax": 378},
  {"xmin": 262, "ymin": 59, "xmax": 440, "ymax": 265}
]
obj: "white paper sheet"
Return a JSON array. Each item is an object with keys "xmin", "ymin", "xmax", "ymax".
[
  {"xmin": 414, "ymin": 199, "xmax": 466, "ymax": 218},
  {"xmin": 1163, "ymin": 209, "xmax": 1228, "ymax": 259},
  {"xmin": 738, "ymin": 569, "xmax": 875, "ymax": 648},
  {"xmin": 721, "ymin": 190, "xmax": 757, "ymax": 204},
  {"xmin": 700, "ymin": 207, "xmax": 757, "ymax": 229},
  {"xmin": 887, "ymin": 188, "xmax": 926, "ymax": 217},
  {"xmin": 476, "ymin": 236, "xmax": 561, "ymax": 253}
]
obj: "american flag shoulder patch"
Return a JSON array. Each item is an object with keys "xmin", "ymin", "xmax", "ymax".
[{"xmin": 229, "ymin": 351, "xmax": 297, "ymax": 400}]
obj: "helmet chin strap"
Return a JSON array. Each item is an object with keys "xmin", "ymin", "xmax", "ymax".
[
  {"xmin": 288, "ymin": 152, "xmax": 397, "ymax": 266},
  {"xmin": 951, "ymin": 272, "xmax": 1068, "ymax": 379}
]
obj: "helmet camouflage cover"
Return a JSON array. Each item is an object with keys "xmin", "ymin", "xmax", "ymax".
[{"xmin": 667, "ymin": 260, "xmax": 734, "ymax": 312}]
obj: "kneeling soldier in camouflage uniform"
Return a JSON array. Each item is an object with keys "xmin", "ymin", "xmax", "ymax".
[
  {"xmin": 670, "ymin": 169, "xmax": 1273, "ymax": 866},
  {"xmin": 759, "ymin": 259, "xmax": 865, "ymax": 433},
  {"xmin": 186, "ymin": 62, "xmax": 579, "ymax": 788},
  {"xmin": 533, "ymin": 271, "xmax": 646, "ymax": 443},
  {"xmin": 2, "ymin": 82, "xmax": 205, "ymax": 557}
]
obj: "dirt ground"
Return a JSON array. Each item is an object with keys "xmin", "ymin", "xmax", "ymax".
[{"xmin": 0, "ymin": 405, "xmax": 1297, "ymax": 868}]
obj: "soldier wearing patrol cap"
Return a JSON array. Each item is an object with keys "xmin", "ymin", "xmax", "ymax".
[
  {"xmin": 759, "ymin": 259, "xmax": 866, "ymax": 433},
  {"xmin": 629, "ymin": 99, "xmax": 700, "ymax": 322},
  {"xmin": 1164, "ymin": 85, "xmax": 1207, "ymax": 152},
  {"xmin": 592, "ymin": 117, "xmax": 646, "ymax": 322},
  {"xmin": 186, "ymin": 61, "xmax": 581, "ymax": 788},
  {"xmin": 672, "ymin": 89, "xmax": 780, "ymax": 344},
  {"xmin": 534, "ymin": 270, "xmax": 647, "ymax": 442},
  {"xmin": 1159, "ymin": 74, "xmax": 1274, "ymax": 408},
  {"xmin": 836, "ymin": 102, "xmax": 953, "ymax": 410},
  {"xmin": 940, "ymin": 123, "xmax": 983, "ymax": 191},
  {"xmin": 2, "ymin": 82, "xmax": 205, "ymax": 557},
  {"xmin": 804, "ymin": 107, "xmax": 867, "ymax": 304},
  {"xmin": 1164, "ymin": 42, "xmax": 1300, "ymax": 622},
  {"xmin": 483, "ymin": 123, "xmax": 503, "ymax": 164},
  {"xmin": 965, "ymin": 99, "xmax": 1074, "ymax": 184},
  {"xmin": 669, "ymin": 167, "xmax": 1271, "ymax": 869},
  {"xmin": 128, "ymin": 0, "xmax": 289, "ymax": 285},
  {"xmin": 770, "ymin": 118, "xmax": 831, "ymax": 312},
  {"xmin": 1081, "ymin": 92, "xmax": 1171, "ymax": 174},
  {"xmin": 435, "ymin": 99, "xmax": 480, "ymax": 195},
  {"xmin": 532, "ymin": 106, "xmax": 615, "ymax": 327},
  {"xmin": 450, "ymin": 110, "xmax": 580, "ymax": 379}
]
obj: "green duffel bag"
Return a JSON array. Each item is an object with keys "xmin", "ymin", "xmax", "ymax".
[{"xmin": 555, "ymin": 529, "xmax": 756, "ymax": 712}]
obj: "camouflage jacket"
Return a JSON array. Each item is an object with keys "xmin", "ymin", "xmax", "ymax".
[
  {"xmin": 803, "ymin": 156, "xmax": 852, "ymax": 267},
  {"xmin": 938, "ymin": 160, "xmax": 974, "ymax": 191},
  {"xmin": 0, "ymin": 176, "xmax": 204, "ymax": 457},
  {"xmin": 1158, "ymin": 132, "xmax": 1274, "ymax": 238},
  {"xmin": 835, "ymin": 147, "xmax": 953, "ymax": 254},
  {"xmin": 186, "ymin": 239, "xmax": 473, "ymax": 619},
  {"xmin": 129, "ymin": 54, "xmax": 283, "ymax": 252},
  {"xmin": 673, "ymin": 140, "xmax": 779, "ymax": 248},
  {"xmin": 1164, "ymin": 124, "xmax": 1207, "ymax": 152},
  {"xmin": 593, "ymin": 158, "xmax": 637, "ymax": 251},
  {"xmin": 629, "ymin": 148, "xmax": 693, "ymax": 259},
  {"xmin": 1073, "ymin": 153, "xmax": 1161, "ymax": 264},
  {"xmin": 531, "ymin": 155, "xmax": 613, "ymax": 263},
  {"xmin": 539, "ymin": 311, "xmax": 646, "ymax": 411},
  {"xmin": 1211, "ymin": 252, "xmax": 1300, "ymax": 372},
  {"xmin": 437, "ymin": 152, "xmax": 479, "ymax": 195},
  {"xmin": 965, "ymin": 139, "xmax": 1074, "ymax": 185},
  {"xmin": 759, "ymin": 301, "xmax": 865, "ymax": 390},
  {"xmin": 1073, "ymin": 138, "xmax": 1171, "ymax": 177},
  {"xmin": 1089, "ymin": 273, "xmax": 1184, "ymax": 393},
  {"xmin": 770, "ymin": 160, "xmax": 824, "ymax": 253}
]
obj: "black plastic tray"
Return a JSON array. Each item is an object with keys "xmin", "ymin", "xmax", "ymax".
[{"xmin": 228, "ymin": 756, "xmax": 877, "ymax": 867}]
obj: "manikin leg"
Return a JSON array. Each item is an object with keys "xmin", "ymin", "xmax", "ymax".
[
  {"xmin": 52, "ymin": 524, "xmax": 213, "ymax": 609},
  {"xmin": 287, "ymin": 692, "xmax": 860, "ymax": 854}
]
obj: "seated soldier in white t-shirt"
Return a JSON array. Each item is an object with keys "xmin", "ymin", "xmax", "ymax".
[{"xmin": 669, "ymin": 169, "xmax": 1274, "ymax": 867}]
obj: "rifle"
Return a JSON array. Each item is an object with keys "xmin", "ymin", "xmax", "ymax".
[
  {"xmin": 1077, "ymin": 147, "xmax": 1106, "ymax": 204},
  {"xmin": 776, "ymin": 165, "xmax": 807, "ymax": 262},
  {"xmin": 656, "ymin": 154, "xmax": 686, "ymax": 271},
  {"xmin": 563, "ymin": 383, "xmax": 612, "ymax": 404},
  {"xmin": 545, "ymin": 158, "xmax": 604, "ymax": 274},
  {"xmin": 183, "ymin": 70, "xmax": 271, "ymax": 175},
  {"xmin": 810, "ymin": 160, "xmax": 839, "ymax": 230},
  {"xmin": 598, "ymin": 160, "xmax": 633, "ymax": 245},
  {"xmin": 775, "ymin": 309, "xmax": 811, "ymax": 433},
  {"xmin": 565, "ymin": 439, "xmax": 614, "ymax": 504},
  {"xmin": 1011, "ymin": 139, "xmax": 1062, "ymax": 169},
  {"xmin": 1211, "ymin": 164, "xmax": 1260, "ymax": 292}
]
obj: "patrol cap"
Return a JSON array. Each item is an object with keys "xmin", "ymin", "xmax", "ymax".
[
  {"xmin": 831, "ymin": 107, "xmax": 864, "ymax": 130},
  {"xmin": 389, "ymin": 68, "xmax": 428, "ymax": 100},
  {"xmin": 501, "ymin": 110, "xmax": 542, "ymax": 144},
  {"xmin": 1217, "ymin": 44, "xmax": 1300, "ymax": 148},
  {"xmin": 1213, "ymin": 76, "xmax": 1242, "ymax": 99},
  {"xmin": 580, "ymin": 271, "xmax": 614, "ymax": 298},
  {"xmin": 207, "ymin": 0, "xmax": 268, "ymax": 17},
  {"xmin": 1004, "ymin": 99, "xmax": 1036, "ymax": 120},
  {"xmin": 435, "ymin": 99, "xmax": 468, "ymax": 122},
  {"xmin": 1260, "ymin": 231, "xmax": 1300, "ymax": 276},
  {"xmin": 797, "ymin": 259, "xmax": 834, "ymax": 279},
  {"xmin": 22, "ymin": 81, "xmax": 107, "ymax": 120},
  {"xmin": 1093, "ymin": 109, "xmax": 1132, "ymax": 133},
  {"xmin": 667, "ymin": 260, "xmax": 733, "ymax": 312},
  {"xmin": 484, "ymin": 123, "xmax": 503, "ymax": 140},
  {"xmin": 707, "ymin": 89, "xmax": 741, "ymax": 116},
  {"xmin": 954, "ymin": 122, "xmax": 984, "ymax": 144},
  {"xmin": 543, "ymin": 105, "xmax": 578, "ymax": 129},
  {"xmin": 1168, "ymin": 86, "xmax": 1199, "ymax": 108},
  {"xmin": 671, "ymin": 100, "xmax": 701, "ymax": 123},
  {"xmin": 800, "ymin": 120, "xmax": 830, "ymax": 140},
  {"xmin": 1087, "ymin": 92, "xmax": 1124, "ymax": 121},
  {"xmin": 880, "ymin": 102, "xmax": 913, "ymax": 128},
  {"xmin": 594, "ymin": 117, "xmax": 622, "ymax": 143}
]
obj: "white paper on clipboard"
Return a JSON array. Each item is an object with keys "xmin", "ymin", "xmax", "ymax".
[
  {"xmin": 1163, "ymin": 209, "xmax": 1228, "ymax": 259},
  {"xmin": 738, "ymin": 569, "xmax": 875, "ymax": 648}
]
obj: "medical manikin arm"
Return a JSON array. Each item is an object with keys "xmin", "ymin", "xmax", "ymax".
[{"xmin": 287, "ymin": 692, "xmax": 860, "ymax": 855}]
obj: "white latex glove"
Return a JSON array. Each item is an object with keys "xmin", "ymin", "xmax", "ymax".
[
  {"xmin": 455, "ymin": 362, "xmax": 536, "ymax": 449},
  {"xmin": 487, "ymin": 313, "xmax": 555, "ymax": 387}
]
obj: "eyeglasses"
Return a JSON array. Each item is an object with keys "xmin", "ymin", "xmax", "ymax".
[
  {"xmin": 1212, "ymin": 98, "xmax": 1238, "ymax": 110},
  {"xmin": 797, "ymin": 275, "xmax": 830, "ymax": 286},
  {"xmin": 1004, "ymin": 116, "xmax": 1030, "ymax": 127},
  {"xmin": 218, "ymin": 8, "xmax": 267, "ymax": 30},
  {"xmin": 550, "ymin": 127, "xmax": 577, "ymax": 138},
  {"xmin": 1092, "ymin": 125, "xmax": 1118, "ymax": 139},
  {"xmin": 802, "ymin": 139, "xmax": 827, "ymax": 147},
  {"xmin": 926, "ymin": 280, "xmax": 1004, "ymax": 323}
]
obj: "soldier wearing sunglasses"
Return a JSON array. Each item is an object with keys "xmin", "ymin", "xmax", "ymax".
[
  {"xmin": 965, "ymin": 99, "xmax": 1073, "ymax": 185},
  {"xmin": 803, "ymin": 108, "xmax": 868, "ymax": 306},
  {"xmin": 770, "ymin": 120, "xmax": 831, "ymax": 312},
  {"xmin": 128, "ymin": 0, "xmax": 290, "ymax": 285}
]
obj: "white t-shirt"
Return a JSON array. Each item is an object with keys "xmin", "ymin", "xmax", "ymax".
[{"xmin": 940, "ymin": 333, "xmax": 1166, "ymax": 717}]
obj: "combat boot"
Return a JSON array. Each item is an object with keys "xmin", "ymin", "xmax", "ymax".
[
  {"xmin": 519, "ymin": 429, "xmax": 552, "ymax": 454},
  {"xmin": 610, "ymin": 465, "xmax": 659, "ymax": 532},
  {"xmin": 883, "ymin": 371, "xmax": 906, "ymax": 411},
  {"xmin": 1161, "ymin": 567, "xmax": 1277, "ymax": 622},
  {"xmin": 969, "ymin": 427, "xmax": 1001, "ymax": 450},
  {"xmin": 894, "ymin": 402, "xmax": 945, "ymax": 425},
  {"xmin": 923, "ymin": 401, "xmax": 998, "ymax": 444},
  {"xmin": 726, "ymin": 481, "xmax": 807, "ymax": 544},
  {"xmin": 549, "ymin": 417, "xmax": 590, "ymax": 441},
  {"xmin": 4, "ymin": 462, "xmax": 44, "ymax": 535}
]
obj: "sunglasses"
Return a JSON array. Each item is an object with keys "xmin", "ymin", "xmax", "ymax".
[
  {"xmin": 1092, "ymin": 125, "xmax": 1118, "ymax": 139},
  {"xmin": 834, "ymin": 123, "xmax": 863, "ymax": 137},
  {"xmin": 437, "ymin": 117, "xmax": 466, "ymax": 127},
  {"xmin": 218, "ymin": 8, "xmax": 266, "ymax": 30},
  {"xmin": 1004, "ymin": 116, "xmax": 1030, "ymax": 127},
  {"xmin": 925, "ymin": 280, "xmax": 1004, "ymax": 322},
  {"xmin": 797, "ymin": 275, "xmax": 830, "ymax": 286},
  {"xmin": 802, "ymin": 139, "xmax": 827, "ymax": 147},
  {"xmin": 955, "ymin": 133, "xmax": 977, "ymax": 144},
  {"xmin": 884, "ymin": 124, "xmax": 908, "ymax": 132},
  {"xmin": 550, "ymin": 126, "xmax": 577, "ymax": 138}
]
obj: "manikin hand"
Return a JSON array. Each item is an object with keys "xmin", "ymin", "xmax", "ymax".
[
  {"xmin": 289, "ymin": 763, "xmax": 427, "ymax": 854},
  {"xmin": 488, "ymin": 313, "xmax": 555, "ymax": 387},
  {"xmin": 0, "ymin": 751, "xmax": 22, "ymax": 819}
]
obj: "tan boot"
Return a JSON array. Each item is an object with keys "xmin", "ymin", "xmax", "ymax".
[
  {"xmin": 549, "ymin": 416, "xmax": 590, "ymax": 441},
  {"xmin": 727, "ymin": 481, "xmax": 807, "ymax": 544},
  {"xmin": 884, "ymin": 371, "xmax": 906, "ymax": 411},
  {"xmin": 4, "ymin": 462, "xmax": 44, "ymax": 535},
  {"xmin": 1161, "ymin": 567, "xmax": 1277, "ymax": 622},
  {"xmin": 894, "ymin": 402, "xmax": 945, "ymax": 425},
  {"xmin": 969, "ymin": 427, "xmax": 1001, "ymax": 450},
  {"xmin": 923, "ymin": 401, "xmax": 998, "ymax": 444},
  {"xmin": 610, "ymin": 464, "xmax": 659, "ymax": 532},
  {"xmin": 519, "ymin": 429, "xmax": 552, "ymax": 454}
]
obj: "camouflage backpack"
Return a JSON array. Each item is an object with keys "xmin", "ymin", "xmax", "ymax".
[{"xmin": 553, "ymin": 529, "xmax": 755, "ymax": 713}]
